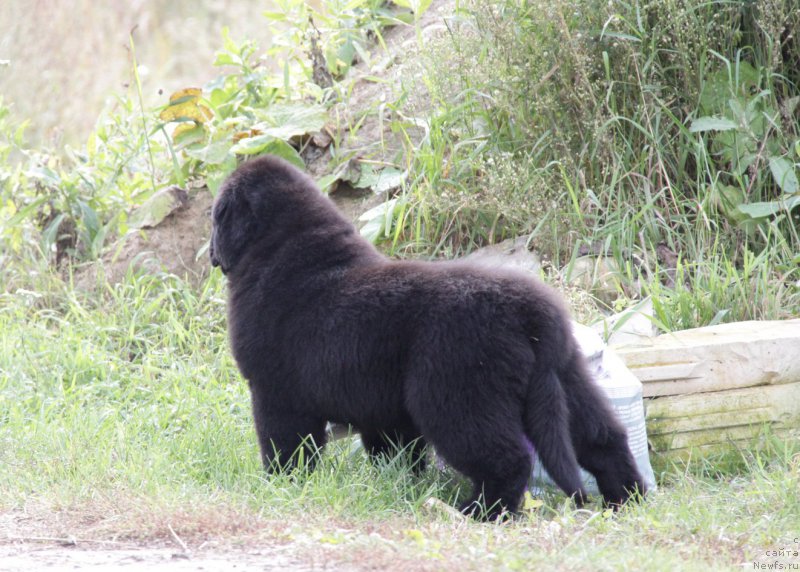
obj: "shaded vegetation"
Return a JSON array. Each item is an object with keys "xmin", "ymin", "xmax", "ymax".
[{"xmin": 390, "ymin": 0, "xmax": 800, "ymax": 326}]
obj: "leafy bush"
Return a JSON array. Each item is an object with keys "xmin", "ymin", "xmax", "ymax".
[
  {"xmin": 0, "ymin": 95, "xmax": 166, "ymax": 276},
  {"xmin": 0, "ymin": 3, "xmax": 411, "ymax": 284},
  {"xmin": 394, "ymin": 0, "xmax": 799, "ymax": 323}
]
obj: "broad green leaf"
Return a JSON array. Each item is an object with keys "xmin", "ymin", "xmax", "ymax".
[
  {"xmin": 185, "ymin": 139, "xmax": 232, "ymax": 165},
  {"xmin": 316, "ymin": 174, "xmax": 340, "ymax": 194},
  {"xmin": 737, "ymin": 194, "xmax": 800, "ymax": 218},
  {"xmin": 392, "ymin": 0, "xmax": 433, "ymax": 16},
  {"xmin": 206, "ymin": 156, "xmax": 238, "ymax": 196},
  {"xmin": 77, "ymin": 200, "xmax": 100, "ymax": 236},
  {"xmin": 328, "ymin": 34, "xmax": 358, "ymax": 76},
  {"xmin": 264, "ymin": 139, "xmax": 306, "ymax": 170},
  {"xmin": 355, "ymin": 167, "xmax": 407, "ymax": 193},
  {"xmin": 171, "ymin": 123, "xmax": 207, "ymax": 148},
  {"xmin": 230, "ymin": 134, "xmax": 275, "ymax": 155},
  {"xmin": 261, "ymin": 139, "xmax": 305, "ymax": 169},
  {"xmin": 90, "ymin": 221, "xmax": 111, "ymax": 258},
  {"xmin": 768, "ymin": 156, "xmax": 799, "ymax": 195},
  {"xmin": 378, "ymin": 10, "xmax": 414, "ymax": 25},
  {"xmin": 230, "ymin": 137, "xmax": 304, "ymax": 169},
  {"xmin": 213, "ymin": 52, "xmax": 239, "ymax": 67},
  {"xmin": 708, "ymin": 309, "xmax": 730, "ymax": 326},
  {"xmin": 262, "ymin": 11, "xmax": 287, "ymax": 21},
  {"xmin": 359, "ymin": 217, "xmax": 385, "ymax": 243},
  {"xmin": 13, "ymin": 120, "xmax": 29, "ymax": 146},
  {"xmin": 25, "ymin": 165, "xmax": 61, "ymax": 187},
  {"xmin": 2, "ymin": 196, "xmax": 48, "ymax": 226},
  {"xmin": 220, "ymin": 26, "xmax": 237, "ymax": 54},
  {"xmin": 358, "ymin": 198, "xmax": 401, "ymax": 243},
  {"xmin": 417, "ymin": 0, "xmax": 433, "ymax": 16},
  {"xmin": 689, "ymin": 116, "xmax": 738, "ymax": 132},
  {"xmin": 128, "ymin": 187, "xmax": 188, "ymax": 229},
  {"xmin": 41, "ymin": 213, "xmax": 67, "ymax": 251},
  {"xmin": 699, "ymin": 62, "xmax": 760, "ymax": 115},
  {"xmin": 713, "ymin": 131, "xmax": 757, "ymax": 175},
  {"xmin": 709, "ymin": 183, "xmax": 748, "ymax": 225},
  {"xmin": 737, "ymin": 201, "xmax": 779, "ymax": 218},
  {"xmin": 254, "ymin": 104, "xmax": 327, "ymax": 140}
]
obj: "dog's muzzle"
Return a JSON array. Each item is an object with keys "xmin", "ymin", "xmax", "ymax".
[{"xmin": 209, "ymin": 240, "xmax": 226, "ymax": 274}]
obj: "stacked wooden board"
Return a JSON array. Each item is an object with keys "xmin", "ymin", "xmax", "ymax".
[{"xmin": 613, "ymin": 319, "xmax": 800, "ymax": 459}]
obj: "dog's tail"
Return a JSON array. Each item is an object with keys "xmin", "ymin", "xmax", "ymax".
[
  {"xmin": 522, "ymin": 367, "xmax": 588, "ymax": 504},
  {"xmin": 556, "ymin": 345, "xmax": 650, "ymax": 506}
]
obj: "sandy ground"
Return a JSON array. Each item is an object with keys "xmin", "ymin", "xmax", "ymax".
[
  {"xmin": 1, "ymin": 546, "xmax": 285, "ymax": 572},
  {"xmin": 0, "ymin": 543, "xmax": 352, "ymax": 572}
]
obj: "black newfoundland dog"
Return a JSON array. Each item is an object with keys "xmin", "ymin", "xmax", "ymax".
[{"xmin": 210, "ymin": 155, "xmax": 646, "ymax": 519}]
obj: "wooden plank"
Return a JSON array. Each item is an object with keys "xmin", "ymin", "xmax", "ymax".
[
  {"xmin": 644, "ymin": 382, "xmax": 800, "ymax": 453},
  {"xmin": 647, "ymin": 427, "xmax": 800, "ymax": 460},
  {"xmin": 651, "ymin": 425, "xmax": 786, "ymax": 451},
  {"xmin": 614, "ymin": 319, "xmax": 800, "ymax": 397}
]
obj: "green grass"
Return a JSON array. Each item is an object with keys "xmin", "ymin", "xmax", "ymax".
[{"xmin": 1, "ymin": 272, "xmax": 798, "ymax": 570}]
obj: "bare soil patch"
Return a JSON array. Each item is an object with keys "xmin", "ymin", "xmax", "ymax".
[
  {"xmin": 73, "ymin": 189, "xmax": 214, "ymax": 289},
  {"xmin": 0, "ymin": 503, "xmax": 472, "ymax": 572},
  {"xmin": 0, "ymin": 544, "xmax": 315, "ymax": 572}
]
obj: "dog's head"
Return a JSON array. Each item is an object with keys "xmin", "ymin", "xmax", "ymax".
[{"xmin": 210, "ymin": 155, "xmax": 311, "ymax": 275}]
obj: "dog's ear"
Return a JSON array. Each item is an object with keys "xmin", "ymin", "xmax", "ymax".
[
  {"xmin": 210, "ymin": 188, "xmax": 255, "ymax": 274},
  {"xmin": 211, "ymin": 222, "xmax": 250, "ymax": 274}
]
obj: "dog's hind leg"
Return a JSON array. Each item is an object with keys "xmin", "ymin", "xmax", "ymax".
[
  {"xmin": 406, "ymin": 375, "xmax": 538, "ymax": 519},
  {"xmin": 360, "ymin": 420, "xmax": 428, "ymax": 474},
  {"xmin": 423, "ymin": 416, "xmax": 534, "ymax": 520},
  {"xmin": 523, "ymin": 369, "xmax": 588, "ymax": 505},
  {"xmin": 250, "ymin": 384, "xmax": 327, "ymax": 473}
]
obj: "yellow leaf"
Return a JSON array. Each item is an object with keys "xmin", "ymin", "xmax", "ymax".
[
  {"xmin": 523, "ymin": 491, "xmax": 544, "ymax": 511},
  {"xmin": 318, "ymin": 534, "xmax": 343, "ymax": 545},
  {"xmin": 232, "ymin": 128, "xmax": 263, "ymax": 143},
  {"xmin": 168, "ymin": 87, "xmax": 202, "ymax": 104},
  {"xmin": 159, "ymin": 88, "xmax": 213, "ymax": 124},
  {"xmin": 172, "ymin": 123, "xmax": 206, "ymax": 146},
  {"xmin": 403, "ymin": 529, "xmax": 425, "ymax": 544}
]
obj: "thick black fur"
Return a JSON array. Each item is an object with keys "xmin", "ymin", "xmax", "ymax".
[{"xmin": 210, "ymin": 155, "xmax": 647, "ymax": 520}]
